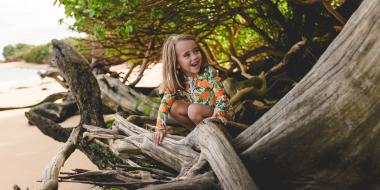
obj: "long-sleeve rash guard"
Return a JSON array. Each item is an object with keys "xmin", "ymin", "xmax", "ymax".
[{"xmin": 156, "ymin": 66, "xmax": 234, "ymax": 130}]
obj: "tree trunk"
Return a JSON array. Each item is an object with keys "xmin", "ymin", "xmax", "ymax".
[
  {"xmin": 234, "ymin": 0, "xmax": 380, "ymax": 189},
  {"xmin": 52, "ymin": 39, "xmax": 105, "ymax": 127}
]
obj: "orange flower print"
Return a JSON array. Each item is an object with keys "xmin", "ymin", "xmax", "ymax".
[
  {"xmin": 210, "ymin": 97, "xmax": 216, "ymax": 105},
  {"xmin": 216, "ymin": 89, "xmax": 224, "ymax": 97},
  {"xmin": 194, "ymin": 80, "xmax": 201, "ymax": 87},
  {"xmin": 159, "ymin": 105, "xmax": 168, "ymax": 112},
  {"xmin": 201, "ymin": 91, "xmax": 210, "ymax": 100},
  {"xmin": 156, "ymin": 119, "xmax": 163, "ymax": 128},
  {"xmin": 201, "ymin": 79, "xmax": 209, "ymax": 88},
  {"xmin": 216, "ymin": 76, "xmax": 221, "ymax": 82},
  {"xmin": 166, "ymin": 97, "xmax": 174, "ymax": 105}
]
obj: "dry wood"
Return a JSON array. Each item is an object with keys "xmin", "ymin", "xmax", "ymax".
[
  {"xmin": 41, "ymin": 126, "xmax": 81, "ymax": 190},
  {"xmin": 63, "ymin": 113, "xmax": 255, "ymax": 190},
  {"xmin": 266, "ymin": 36, "xmax": 307, "ymax": 77},
  {"xmin": 137, "ymin": 172, "xmax": 217, "ymax": 190},
  {"xmin": 229, "ymin": 72, "xmax": 267, "ymax": 105},
  {"xmin": 52, "ymin": 39, "xmax": 105, "ymax": 127},
  {"xmin": 25, "ymin": 111, "xmax": 72, "ymax": 142},
  {"xmin": 233, "ymin": 0, "xmax": 380, "ymax": 188},
  {"xmin": 38, "ymin": 68, "xmax": 68, "ymax": 89},
  {"xmin": 184, "ymin": 119, "xmax": 257, "ymax": 190},
  {"xmin": 0, "ymin": 92, "xmax": 67, "ymax": 111},
  {"xmin": 122, "ymin": 63, "xmax": 138, "ymax": 83},
  {"xmin": 97, "ymin": 75, "xmax": 159, "ymax": 117},
  {"xmin": 231, "ymin": 55, "xmax": 254, "ymax": 79},
  {"xmin": 130, "ymin": 40, "xmax": 154, "ymax": 87}
]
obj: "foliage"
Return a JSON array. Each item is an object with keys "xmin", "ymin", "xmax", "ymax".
[
  {"xmin": 2, "ymin": 44, "xmax": 33, "ymax": 60},
  {"xmin": 22, "ymin": 44, "xmax": 51, "ymax": 64},
  {"xmin": 2, "ymin": 43, "xmax": 49, "ymax": 64},
  {"xmin": 55, "ymin": 0, "xmax": 356, "ymax": 73},
  {"xmin": 2, "ymin": 38, "xmax": 92, "ymax": 64},
  {"xmin": 105, "ymin": 118, "xmax": 115, "ymax": 129},
  {"xmin": 56, "ymin": 0, "xmax": 293, "ymax": 66}
]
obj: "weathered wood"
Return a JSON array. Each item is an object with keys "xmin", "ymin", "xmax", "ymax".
[
  {"xmin": 130, "ymin": 40, "xmax": 153, "ymax": 87},
  {"xmin": 234, "ymin": 0, "xmax": 380, "ymax": 189},
  {"xmin": 0, "ymin": 92, "xmax": 68, "ymax": 111},
  {"xmin": 266, "ymin": 36, "xmax": 307, "ymax": 77},
  {"xmin": 41, "ymin": 127, "xmax": 80, "ymax": 190},
  {"xmin": 52, "ymin": 39, "xmax": 105, "ymax": 127},
  {"xmin": 184, "ymin": 119, "xmax": 257, "ymax": 190},
  {"xmin": 122, "ymin": 63, "xmax": 138, "ymax": 83},
  {"xmin": 137, "ymin": 172, "xmax": 217, "ymax": 190},
  {"xmin": 38, "ymin": 40, "xmax": 117, "ymax": 190},
  {"xmin": 27, "ymin": 99, "xmax": 78, "ymax": 123},
  {"xmin": 70, "ymin": 116, "xmax": 252, "ymax": 190},
  {"xmin": 25, "ymin": 111, "xmax": 72, "ymax": 142},
  {"xmin": 98, "ymin": 75, "xmax": 160, "ymax": 117},
  {"xmin": 38, "ymin": 68, "xmax": 69, "ymax": 89}
]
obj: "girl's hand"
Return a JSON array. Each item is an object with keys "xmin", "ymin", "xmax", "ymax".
[
  {"xmin": 153, "ymin": 130, "xmax": 166, "ymax": 145},
  {"xmin": 211, "ymin": 112, "xmax": 228, "ymax": 125}
]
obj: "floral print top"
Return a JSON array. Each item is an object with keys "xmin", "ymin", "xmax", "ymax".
[{"xmin": 156, "ymin": 66, "xmax": 234, "ymax": 130}]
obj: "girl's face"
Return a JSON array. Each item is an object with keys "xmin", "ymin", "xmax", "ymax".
[{"xmin": 175, "ymin": 40, "xmax": 202, "ymax": 77}]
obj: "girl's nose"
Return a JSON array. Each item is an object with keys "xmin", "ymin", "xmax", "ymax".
[{"xmin": 190, "ymin": 53, "xmax": 199, "ymax": 61}]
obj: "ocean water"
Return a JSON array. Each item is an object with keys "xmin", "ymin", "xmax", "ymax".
[{"xmin": 0, "ymin": 67, "xmax": 43, "ymax": 92}]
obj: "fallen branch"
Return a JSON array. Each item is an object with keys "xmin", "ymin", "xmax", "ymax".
[
  {"xmin": 41, "ymin": 126, "xmax": 81, "ymax": 190},
  {"xmin": 266, "ymin": 36, "xmax": 307, "ymax": 77},
  {"xmin": 0, "ymin": 92, "xmax": 67, "ymax": 111}
]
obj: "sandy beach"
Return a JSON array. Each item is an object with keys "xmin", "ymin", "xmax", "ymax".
[
  {"xmin": 0, "ymin": 61, "xmax": 162, "ymax": 189},
  {"xmin": 0, "ymin": 62, "xmax": 100, "ymax": 189}
]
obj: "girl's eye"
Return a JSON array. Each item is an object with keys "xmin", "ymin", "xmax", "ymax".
[{"xmin": 184, "ymin": 53, "xmax": 190, "ymax": 58}]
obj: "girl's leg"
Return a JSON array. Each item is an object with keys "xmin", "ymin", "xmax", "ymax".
[
  {"xmin": 187, "ymin": 103, "xmax": 214, "ymax": 125},
  {"xmin": 169, "ymin": 100, "xmax": 196, "ymax": 130}
]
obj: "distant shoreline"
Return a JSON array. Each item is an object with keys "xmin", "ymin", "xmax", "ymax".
[
  {"xmin": 0, "ymin": 61, "xmax": 49, "ymax": 69},
  {"xmin": 0, "ymin": 60, "xmax": 163, "ymax": 88}
]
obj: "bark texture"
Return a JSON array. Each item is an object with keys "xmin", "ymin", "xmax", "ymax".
[
  {"xmin": 52, "ymin": 39, "xmax": 105, "ymax": 127},
  {"xmin": 233, "ymin": 0, "xmax": 380, "ymax": 189}
]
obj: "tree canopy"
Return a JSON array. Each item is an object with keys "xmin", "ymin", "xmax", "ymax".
[
  {"xmin": 56, "ymin": 0, "xmax": 358, "ymax": 76},
  {"xmin": 53, "ymin": 0, "xmax": 361, "ymax": 124}
]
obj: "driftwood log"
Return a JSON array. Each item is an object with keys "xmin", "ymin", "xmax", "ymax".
[
  {"xmin": 233, "ymin": 0, "xmax": 380, "ymax": 189},
  {"xmin": 0, "ymin": 92, "xmax": 69, "ymax": 112},
  {"xmin": 28, "ymin": 0, "xmax": 380, "ymax": 189}
]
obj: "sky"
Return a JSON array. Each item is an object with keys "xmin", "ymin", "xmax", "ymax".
[{"xmin": 0, "ymin": 0, "xmax": 84, "ymax": 61}]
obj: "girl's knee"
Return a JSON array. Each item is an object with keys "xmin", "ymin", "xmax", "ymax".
[
  {"xmin": 170, "ymin": 100, "xmax": 189, "ymax": 117},
  {"xmin": 187, "ymin": 104, "xmax": 198, "ymax": 122},
  {"xmin": 187, "ymin": 104, "xmax": 213, "ymax": 124}
]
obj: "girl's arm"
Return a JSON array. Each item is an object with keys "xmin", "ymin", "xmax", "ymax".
[
  {"xmin": 209, "ymin": 67, "xmax": 234, "ymax": 119},
  {"xmin": 156, "ymin": 93, "xmax": 175, "ymax": 131}
]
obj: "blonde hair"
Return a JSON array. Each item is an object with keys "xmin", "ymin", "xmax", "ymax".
[{"xmin": 160, "ymin": 34, "xmax": 211, "ymax": 94}]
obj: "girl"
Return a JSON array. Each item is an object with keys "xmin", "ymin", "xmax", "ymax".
[{"xmin": 153, "ymin": 34, "xmax": 234, "ymax": 145}]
